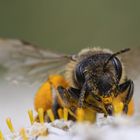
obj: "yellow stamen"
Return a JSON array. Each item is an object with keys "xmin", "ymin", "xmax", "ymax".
[
  {"xmin": 57, "ymin": 108, "xmax": 63, "ymax": 119},
  {"xmin": 20, "ymin": 128, "xmax": 28, "ymax": 140},
  {"xmin": 28, "ymin": 109, "xmax": 34, "ymax": 125},
  {"xmin": 76, "ymin": 108, "xmax": 85, "ymax": 122},
  {"xmin": 0, "ymin": 130, "xmax": 4, "ymax": 140},
  {"xmin": 38, "ymin": 108, "xmax": 44, "ymax": 124},
  {"xmin": 47, "ymin": 109, "xmax": 55, "ymax": 122},
  {"xmin": 63, "ymin": 108, "xmax": 68, "ymax": 121},
  {"xmin": 6, "ymin": 118, "xmax": 14, "ymax": 133}
]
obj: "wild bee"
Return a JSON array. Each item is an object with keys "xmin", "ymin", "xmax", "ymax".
[
  {"xmin": 58, "ymin": 48, "xmax": 134, "ymax": 117},
  {"xmin": 0, "ymin": 39, "xmax": 139, "ymax": 120}
]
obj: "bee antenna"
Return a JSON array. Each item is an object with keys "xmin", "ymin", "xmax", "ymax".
[{"xmin": 103, "ymin": 48, "xmax": 130, "ymax": 70}]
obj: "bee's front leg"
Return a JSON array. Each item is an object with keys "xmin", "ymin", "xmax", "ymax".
[{"xmin": 118, "ymin": 80, "xmax": 134, "ymax": 114}]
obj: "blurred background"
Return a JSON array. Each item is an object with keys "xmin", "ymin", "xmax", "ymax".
[
  {"xmin": 0, "ymin": 0, "xmax": 140, "ymax": 53},
  {"xmin": 0, "ymin": 0, "xmax": 140, "ymax": 134}
]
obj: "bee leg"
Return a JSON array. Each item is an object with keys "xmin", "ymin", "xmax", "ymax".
[
  {"xmin": 57, "ymin": 86, "xmax": 70, "ymax": 105},
  {"xmin": 78, "ymin": 83, "xmax": 87, "ymax": 108},
  {"xmin": 52, "ymin": 98, "xmax": 61, "ymax": 119},
  {"xmin": 57, "ymin": 86, "xmax": 80, "ymax": 105},
  {"xmin": 67, "ymin": 87, "xmax": 80, "ymax": 100},
  {"xmin": 57, "ymin": 86, "xmax": 81, "ymax": 120},
  {"xmin": 78, "ymin": 91, "xmax": 86, "ymax": 107},
  {"xmin": 118, "ymin": 80, "xmax": 134, "ymax": 114}
]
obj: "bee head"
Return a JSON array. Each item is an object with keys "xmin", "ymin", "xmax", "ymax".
[
  {"xmin": 74, "ymin": 48, "xmax": 131, "ymax": 115},
  {"xmin": 75, "ymin": 48, "xmax": 130, "ymax": 98},
  {"xmin": 75, "ymin": 59, "xmax": 115, "ymax": 97}
]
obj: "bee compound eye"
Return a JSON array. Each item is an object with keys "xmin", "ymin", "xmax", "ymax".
[
  {"xmin": 75, "ymin": 64, "xmax": 85, "ymax": 87},
  {"xmin": 112, "ymin": 57, "xmax": 122, "ymax": 83}
]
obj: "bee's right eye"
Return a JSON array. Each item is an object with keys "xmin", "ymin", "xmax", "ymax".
[{"xmin": 75, "ymin": 64, "xmax": 85, "ymax": 87}]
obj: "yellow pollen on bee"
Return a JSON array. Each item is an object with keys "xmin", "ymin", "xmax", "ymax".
[
  {"xmin": 47, "ymin": 109, "xmax": 55, "ymax": 122},
  {"xmin": 76, "ymin": 108, "xmax": 85, "ymax": 122},
  {"xmin": 102, "ymin": 97, "xmax": 113, "ymax": 104},
  {"xmin": 28, "ymin": 109, "xmax": 34, "ymax": 125},
  {"xmin": 63, "ymin": 108, "xmax": 68, "ymax": 121},
  {"xmin": 0, "ymin": 130, "xmax": 4, "ymax": 140},
  {"xmin": 113, "ymin": 98, "xmax": 124, "ymax": 115},
  {"xmin": 57, "ymin": 108, "xmax": 63, "ymax": 119},
  {"xmin": 38, "ymin": 108, "xmax": 44, "ymax": 124},
  {"xmin": 20, "ymin": 128, "xmax": 28, "ymax": 140},
  {"xmin": 6, "ymin": 118, "xmax": 15, "ymax": 133}
]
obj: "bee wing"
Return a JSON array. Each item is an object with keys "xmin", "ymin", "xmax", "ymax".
[
  {"xmin": 119, "ymin": 47, "xmax": 140, "ymax": 80},
  {"xmin": 0, "ymin": 38, "xmax": 73, "ymax": 83}
]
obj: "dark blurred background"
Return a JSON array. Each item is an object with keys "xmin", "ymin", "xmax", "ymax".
[{"xmin": 0, "ymin": 0, "xmax": 139, "ymax": 53}]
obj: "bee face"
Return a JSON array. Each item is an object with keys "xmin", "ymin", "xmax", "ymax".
[
  {"xmin": 74, "ymin": 53, "xmax": 120, "ymax": 99},
  {"xmin": 94, "ymin": 72, "xmax": 114, "ymax": 96}
]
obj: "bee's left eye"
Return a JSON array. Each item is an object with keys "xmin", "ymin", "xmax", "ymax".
[{"xmin": 75, "ymin": 64, "xmax": 85, "ymax": 87}]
